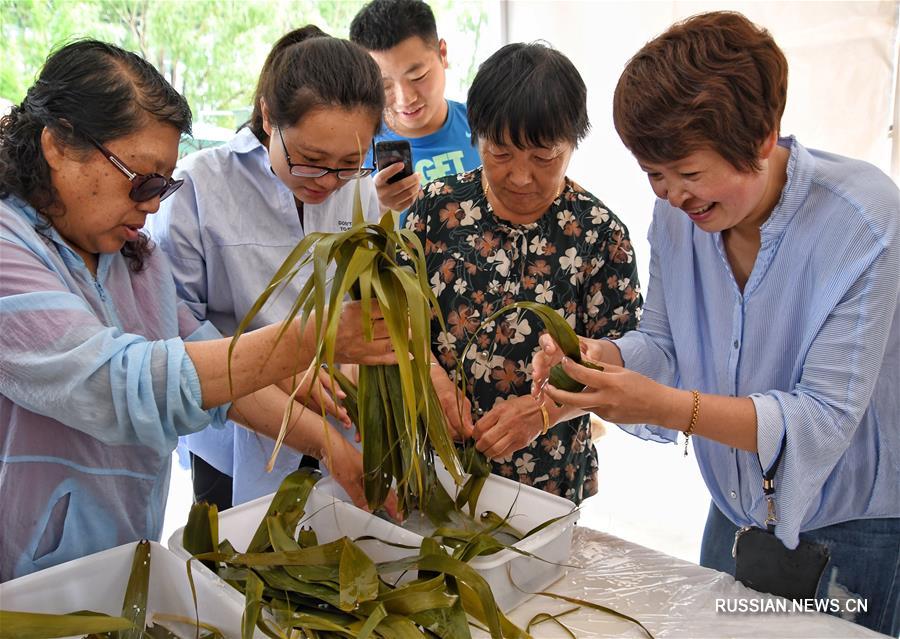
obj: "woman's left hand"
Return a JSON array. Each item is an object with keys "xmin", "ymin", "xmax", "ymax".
[
  {"xmin": 282, "ymin": 364, "xmax": 351, "ymax": 428},
  {"xmin": 473, "ymin": 395, "xmax": 547, "ymax": 460},
  {"xmin": 543, "ymin": 356, "xmax": 673, "ymax": 426}
]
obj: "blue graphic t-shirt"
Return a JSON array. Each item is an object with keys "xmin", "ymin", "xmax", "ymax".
[{"xmin": 368, "ymin": 99, "xmax": 481, "ymax": 188}]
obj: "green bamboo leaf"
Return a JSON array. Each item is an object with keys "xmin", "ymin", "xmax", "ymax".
[
  {"xmin": 532, "ymin": 591, "xmax": 655, "ymax": 639},
  {"xmin": 352, "ymin": 602, "xmax": 387, "ymax": 639},
  {"xmin": 368, "ymin": 614, "xmax": 427, "ymax": 638},
  {"xmin": 118, "ymin": 538, "xmax": 150, "ymax": 639},
  {"xmin": 267, "ymin": 515, "xmax": 338, "ymax": 584},
  {"xmin": 456, "ymin": 582, "xmax": 531, "ymax": 639},
  {"xmin": 247, "ymin": 469, "xmax": 319, "ymax": 553},
  {"xmin": 381, "ymin": 366, "xmax": 407, "ymax": 506},
  {"xmin": 183, "ymin": 502, "xmax": 218, "ymax": 572},
  {"xmin": 415, "ymin": 538, "xmax": 504, "ymax": 637},
  {"xmin": 525, "ymin": 607, "xmax": 579, "ymax": 638},
  {"xmin": 338, "ymin": 539, "xmax": 379, "ymax": 611},
  {"xmin": 0, "ymin": 610, "xmax": 134, "ymax": 638},
  {"xmin": 352, "ymin": 179, "xmax": 365, "ymax": 227},
  {"xmin": 359, "ymin": 366, "xmax": 390, "ymax": 509},
  {"xmin": 197, "ymin": 540, "xmax": 347, "ymax": 568},
  {"xmin": 242, "ymin": 571, "xmax": 264, "ymax": 639}
]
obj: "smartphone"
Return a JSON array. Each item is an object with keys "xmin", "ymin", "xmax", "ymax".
[{"xmin": 374, "ymin": 140, "xmax": 414, "ymax": 184}]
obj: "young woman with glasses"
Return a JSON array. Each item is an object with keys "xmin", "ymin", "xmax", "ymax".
[
  {"xmin": 0, "ymin": 39, "xmax": 396, "ymax": 582},
  {"xmin": 149, "ymin": 27, "xmax": 388, "ymax": 510}
]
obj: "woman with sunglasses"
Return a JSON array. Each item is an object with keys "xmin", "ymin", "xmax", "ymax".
[
  {"xmin": 0, "ymin": 39, "xmax": 396, "ymax": 582},
  {"xmin": 150, "ymin": 27, "xmax": 387, "ymax": 509}
]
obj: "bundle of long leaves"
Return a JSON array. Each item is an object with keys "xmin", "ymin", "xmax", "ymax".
[
  {"xmin": 184, "ymin": 469, "xmax": 532, "ymax": 639},
  {"xmin": 0, "ymin": 540, "xmax": 223, "ymax": 639},
  {"xmin": 231, "ymin": 188, "xmax": 462, "ymax": 515}
]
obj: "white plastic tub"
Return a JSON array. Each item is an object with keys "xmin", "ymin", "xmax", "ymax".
[
  {"xmin": 317, "ymin": 466, "xmax": 580, "ymax": 612},
  {"xmin": 0, "ymin": 540, "xmax": 255, "ymax": 639},
  {"xmin": 440, "ymin": 468, "xmax": 579, "ymax": 611}
]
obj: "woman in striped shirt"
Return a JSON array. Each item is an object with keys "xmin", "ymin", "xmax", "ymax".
[{"xmin": 532, "ymin": 12, "xmax": 899, "ymax": 635}]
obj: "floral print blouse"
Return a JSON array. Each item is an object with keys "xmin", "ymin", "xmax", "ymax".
[{"xmin": 405, "ymin": 168, "xmax": 643, "ymax": 504}]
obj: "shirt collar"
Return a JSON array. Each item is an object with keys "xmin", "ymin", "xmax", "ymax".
[
  {"xmin": 3, "ymin": 194, "xmax": 115, "ymax": 277},
  {"xmin": 759, "ymin": 136, "xmax": 812, "ymax": 244},
  {"xmin": 228, "ymin": 126, "xmax": 267, "ymax": 155}
]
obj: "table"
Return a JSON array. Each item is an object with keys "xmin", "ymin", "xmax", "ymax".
[{"xmin": 474, "ymin": 526, "xmax": 886, "ymax": 638}]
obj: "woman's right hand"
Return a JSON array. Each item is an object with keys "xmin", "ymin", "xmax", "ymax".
[{"xmin": 374, "ymin": 164, "xmax": 421, "ymax": 212}]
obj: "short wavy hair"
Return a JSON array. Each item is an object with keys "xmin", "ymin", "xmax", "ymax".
[{"xmin": 613, "ymin": 11, "xmax": 788, "ymax": 172}]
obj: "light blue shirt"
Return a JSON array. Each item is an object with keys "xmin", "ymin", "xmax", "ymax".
[
  {"xmin": 150, "ymin": 127, "xmax": 380, "ymax": 505},
  {"xmin": 615, "ymin": 138, "xmax": 900, "ymax": 549},
  {"xmin": 0, "ymin": 196, "xmax": 227, "ymax": 581}
]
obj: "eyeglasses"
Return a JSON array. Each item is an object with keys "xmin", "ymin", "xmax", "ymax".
[
  {"xmin": 276, "ymin": 127, "xmax": 374, "ymax": 180},
  {"xmin": 87, "ymin": 135, "xmax": 183, "ymax": 202}
]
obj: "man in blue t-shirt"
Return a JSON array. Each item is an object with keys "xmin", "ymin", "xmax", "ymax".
[{"xmin": 351, "ymin": 0, "xmax": 480, "ymax": 218}]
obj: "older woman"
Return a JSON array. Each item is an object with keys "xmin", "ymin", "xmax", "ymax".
[
  {"xmin": 405, "ymin": 42, "xmax": 642, "ymax": 504},
  {"xmin": 532, "ymin": 12, "xmax": 899, "ymax": 634},
  {"xmin": 0, "ymin": 40, "xmax": 394, "ymax": 581}
]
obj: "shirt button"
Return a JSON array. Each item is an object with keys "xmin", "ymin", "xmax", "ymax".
[
  {"xmin": 730, "ymin": 490, "xmax": 737, "ymax": 499},
  {"xmin": 733, "ymin": 340, "xmax": 739, "ymax": 349}
]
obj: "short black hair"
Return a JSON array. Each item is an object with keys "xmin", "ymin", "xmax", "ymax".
[
  {"xmin": 467, "ymin": 42, "xmax": 589, "ymax": 149},
  {"xmin": 350, "ymin": 0, "xmax": 439, "ymax": 51}
]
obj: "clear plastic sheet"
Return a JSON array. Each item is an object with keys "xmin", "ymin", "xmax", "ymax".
[{"xmin": 473, "ymin": 526, "xmax": 885, "ymax": 638}]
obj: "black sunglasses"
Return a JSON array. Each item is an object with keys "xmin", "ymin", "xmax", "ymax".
[
  {"xmin": 276, "ymin": 128, "xmax": 374, "ymax": 180},
  {"xmin": 87, "ymin": 135, "xmax": 183, "ymax": 202}
]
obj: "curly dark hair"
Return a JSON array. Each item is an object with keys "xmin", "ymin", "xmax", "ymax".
[
  {"xmin": 613, "ymin": 11, "xmax": 788, "ymax": 171},
  {"xmin": 0, "ymin": 39, "xmax": 192, "ymax": 271}
]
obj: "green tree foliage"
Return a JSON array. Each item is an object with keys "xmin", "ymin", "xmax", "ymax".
[{"xmin": 1, "ymin": 0, "xmax": 487, "ymax": 130}]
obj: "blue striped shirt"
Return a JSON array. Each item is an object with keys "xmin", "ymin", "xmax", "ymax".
[{"xmin": 615, "ymin": 137, "xmax": 899, "ymax": 548}]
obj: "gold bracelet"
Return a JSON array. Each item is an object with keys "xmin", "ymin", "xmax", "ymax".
[
  {"xmin": 684, "ymin": 389, "xmax": 700, "ymax": 457},
  {"xmin": 538, "ymin": 402, "xmax": 550, "ymax": 436}
]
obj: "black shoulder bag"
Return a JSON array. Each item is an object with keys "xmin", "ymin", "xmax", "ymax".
[{"xmin": 732, "ymin": 438, "xmax": 830, "ymax": 600}]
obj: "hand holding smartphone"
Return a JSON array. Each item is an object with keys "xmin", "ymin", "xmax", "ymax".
[{"xmin": 374, "ymin": 140, "xmax": 414, "ymax": 184}]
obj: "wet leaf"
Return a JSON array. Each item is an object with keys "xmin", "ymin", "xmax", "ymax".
[
  {"xmin": 0, "ymin": 610, "xmax": 133, "ymax": 638},
  {"xmin": 119, "ymin": 539, "xmax": 150, "ymax": 639},
  {"xmin": 338, "ymin": 539, "xmax": 379, "ymax": 611}
]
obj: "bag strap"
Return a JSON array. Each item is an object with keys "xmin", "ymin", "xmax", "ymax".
[{"xmin": 757, "ymin": 435, "xmax": 787, "ymax": 532}]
